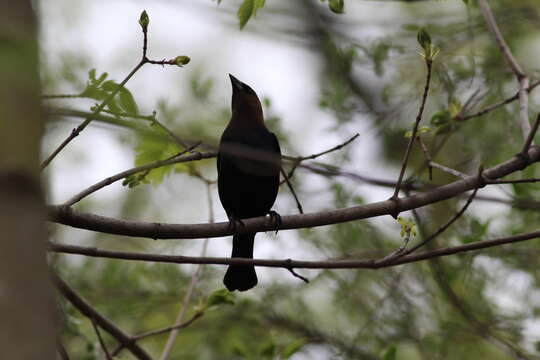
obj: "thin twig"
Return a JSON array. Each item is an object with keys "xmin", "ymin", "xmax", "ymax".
[
  {"xmin": 280, "ymin": 167, "xmax": 303, "ymax": 214},
  {"xmin": 429, "ymin": 162, "xmax": 469, "ymax": 180},
  {"xmin": 520, "ymin": 112, "xmax": 540, "ymax": 154},
  {"xmin": 477, "ymin": 0, "xmax": 525, "ymax": 77},
  {"xmin": 52, "ymin": 273, "xmax": 151, "ymax": 360},
  {"xmin": 158, "ymin": 182, "xmax": 213, "ymax": 360},
  {"xmin": 40, "ymin": 61, "xmax": 146, "ymax": 171},
  {"xmin": 48, "ymin": 227, "xmax": 540, "ymax": 269},
  {"xmin": 416, "ymin": 136, "xmax": 433, "ymax": 180},
  {"xmin": 392, "ymin": 58, "xmax": 433, "ymax": 200},
  {"xmin": 294, "ymin": 133, "xmax": 359, "ymax": 162},
  {"xmin": 90, "ymin": 315, "xmax": 113, "ymax": 360},
  {"xmin": 486, "ymin": 177, "xmax": 540, "ymax": 185},
  {"xmin": 478, "ymin": 0, "xmax": 531, "ymax": 140},
  {"xmin": 400, "ymin": 166, "xmax": 483, "ymax": 257},
  {"xmin": 57, "ymin": 340, "xmax": 70, "ymax": 360},
  {"xmin": 41, "ymin": 12, "xmax": 186, "ymax": 171},
  {"xmin": 132, "ymin": 312, "xmax": 204, "ymax": 343},
  {"xmin": 458, "ymin": 80, "xmax": 540, "ymax": 121},
  {"xmin": 63, "ymin": 143, "xmax": 204, "ymax": 206},
  {"xmin": 281, "ymin": 133, "xmax": 359, "ymax": 183}
]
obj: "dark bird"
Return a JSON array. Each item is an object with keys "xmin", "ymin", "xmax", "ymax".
[{"xmin": 217, "ymin": 74, "xmax": 281, "ymax": 291}]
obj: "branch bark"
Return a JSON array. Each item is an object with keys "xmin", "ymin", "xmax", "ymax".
[{"xmin": 48, "ymin": 146, "xmax": 540, "ymax": 239}]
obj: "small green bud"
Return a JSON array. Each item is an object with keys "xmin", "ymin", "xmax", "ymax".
[
  {"xmin": 139, "ymin": 10, "xmax": 149, "ymax": 31},
  {"xmin": 173, "ymin": 55, "xmax": 191, "ymax": 67},
  {"xmin": 417, "ymin": 27, "xmax": 431, "ymax": 50},
  {"xmin": 329, "ymin": 0, "xmax": 344, "ymax": 14}
]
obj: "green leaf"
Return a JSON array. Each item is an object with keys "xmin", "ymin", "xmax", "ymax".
[
  {"xmin": 281, "ymin": 338, "xmax": 307, "ymax": 359},
  {"xmin": 417, "ymin": 27, "xmax": 432, "ymax": 50},
  {"xmin": 431, "ymin": 110, "xmax": 451, "ymax": 126},
  {"xmin": 101, "ymin": 80, "xmax": 118, "ymax": 92},
  {"xmin": 206, "ymin": 288, "xmax": 236, "ymax": 308},
  {"xmin": 238, "ymin": 0, "xmax": 254, "ymax": 30},
  {"xmin": 462, "ymin": 0, "xmax": 469, "ymax": 5},
  {"xmin": 237, "ymin": 0, "xmax": 265, "ymax": 29},
  {"xmin": 132, "ymin": 132, "xmax": 181, "ymax": 186},
  {"xmin": 118, "ymin": 87, "xmax": 139, "ymax": 115},
  {"xmin": 260, "ymin": 341, "xmax": 276, "ymax": 358},
  {"xmin": 88, "ymin": 68, "xmax": 96, "ymax": 81},
  {"xmin": 328, "ymin": 0, "xmax": 344, "ymax": 14},
  {"xmin": 383, "ymin": 345, "xmax": 397, "ymax": 360}
]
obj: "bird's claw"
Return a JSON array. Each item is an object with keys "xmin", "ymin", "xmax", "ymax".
[
  {"xmin": 227, "ymin": 216, "xmax": 245, "ymax": 233},
  {"xmin": 267, "ymin": 210, "xmax": 282, "ymax": 234}
]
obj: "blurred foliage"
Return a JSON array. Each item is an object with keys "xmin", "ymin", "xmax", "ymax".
[{"xmin": 43, "ymin": 0, "xmax": 540, "ymax": 359}]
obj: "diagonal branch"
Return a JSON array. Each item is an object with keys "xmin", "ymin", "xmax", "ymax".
[
  {"xmin": 63, "ymin": 144, "xmax": 207, "ymax": 206},
  {"xmin": 52, "ymin": 273, "xmax": 152, "ymax": 360}
]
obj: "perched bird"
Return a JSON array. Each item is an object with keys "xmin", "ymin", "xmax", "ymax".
[{"xmin": 217, "ymin": 74, "xmax": 281, "ymax": 291}]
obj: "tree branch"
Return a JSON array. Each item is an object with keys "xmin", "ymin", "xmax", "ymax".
[
  {"xmin": 48, "ymin": 228, "xmax": 540, "ymax": 269},
  {"xmin": 392, "ymin": 57, "xmax": 433, "ymax": 200},
  {"xmin": 478, "ymin": 0, "xmax": 530, "ymax": 141},
  {"xmin": 63, "ymin": 145, "xmax": 208, "ymax": 206},
  {"xmin": 48, "ymin": 146, "xmax": 540, "ymax": 239},
  {"xmin": 52, "ymin": 273, "xmax": 152, "ymax": 360}
]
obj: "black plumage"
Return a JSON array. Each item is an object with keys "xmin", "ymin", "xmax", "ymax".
[{"xmin": 217, "ymin": 74, "xmax": 281, "ymax": 291}]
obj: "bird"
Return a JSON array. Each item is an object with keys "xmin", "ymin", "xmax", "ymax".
[{"xmin": 217, "ymin": 74, "xmax": 281, "ymax": 291}]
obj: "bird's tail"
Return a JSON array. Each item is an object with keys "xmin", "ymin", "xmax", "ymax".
[{"xmin": 223, "ymin": 233, "xmax": 257, "ymax": 291}]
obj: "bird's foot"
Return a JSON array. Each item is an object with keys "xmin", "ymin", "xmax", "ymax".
[
  {"xmin": 267, "ymin": 210, "xmax": 282, "ymax": 234},
  {"xmin": 227, "ymin": 215, "xmax": 245, "ymax": 233}
]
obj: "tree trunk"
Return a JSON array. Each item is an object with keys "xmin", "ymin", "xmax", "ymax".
[{"xmin": 0, "ymin": 1, "xmax": 56, "ymax": 358}]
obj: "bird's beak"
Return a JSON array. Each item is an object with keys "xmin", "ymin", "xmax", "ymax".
[{"xmin": 229, "ymin": 74, "xmax": 243, "ymax": 91}]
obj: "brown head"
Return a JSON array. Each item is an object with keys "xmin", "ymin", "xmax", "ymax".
[{"xmin": 229, "ymin": 74, "xmax": 264, "ymax": 126}]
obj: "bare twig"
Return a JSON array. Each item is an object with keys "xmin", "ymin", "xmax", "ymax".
[
  {"xmin": 131, "ymin": 312, "xmax": 204, "ymax": 344},
  {"xmin": 477, "ymin": 0, "xmax": 525, "ymax": 77},
  {"xmin": 429, "ymin": 162, "xmax": 469, "ymax": 180},
  {"xmin": 52, "ymin": 273, "xmax": 151, "ymax": 360},
  {"xmin": 486, "ymin": 177, "xmax": 540, "ymax": 185},
  {"xmin": 416, "ymin": 136, "xmax": 433, "ymax": 180},
  {"xmin": 392, "ymin": 58, "xmax": 433, "ymax": 200},
  {"xmin": 458, "ymin": 80, "xmax": 540, "ymax": 121},
  {"xmin": 63, "ymin": 143, "xmax": 205, "ymax": 206},
  {"xmin": 280, "ymin": 167, "xmax": 303, "ymax": 214},
  {"xmin": 292, "ymin": 133, "xmax": 359, "ymax": 162},
  {"xmin": 478, "ymin": 0, "xmax": 531, "ymax": 141},
  {"xmin": 520, "ymin": 112, "xmax": 540, "ymax": 154},
  {"xmin": 57, "ymin": 340, "xmax": 70, "ymax": 360},
  {"xmin": 158, "ymin": 183, "xmax": 212, "ymax": 360},
  {"xmin": 282, "ymin": 133, "xmax": 359, "ymax": 182},
  {"xmin": 90, "ymin": 315, "xmax": 113, "ymax": 360},
  {"xmin": 48, "ymin": 228, "xmax": 540, "ymax": 270},
  {"xmin": 400, "ymin": 167, "xmax": 483, "ymax": 257}
]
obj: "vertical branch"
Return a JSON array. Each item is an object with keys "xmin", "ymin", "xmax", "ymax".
[
  {"xmin": 392, "ymin": 59, "xmax": 434, "ymax": 200},
  {"xmin": 477, "ymin": 0, "xmax": 531, "ymax": 140},
  {"xmin": 158, "ymin": 182, "xmax": 213, "ymax": 360}
]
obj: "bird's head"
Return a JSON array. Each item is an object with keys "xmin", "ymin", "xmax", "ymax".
[{"xmin": 229, "ymin": 74, "xmax": 263, "ymax": 122}]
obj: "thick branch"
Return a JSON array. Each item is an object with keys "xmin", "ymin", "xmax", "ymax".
[{"xmin": 48, "ymin": 146, "xmax": 540, "ymax": 239}]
